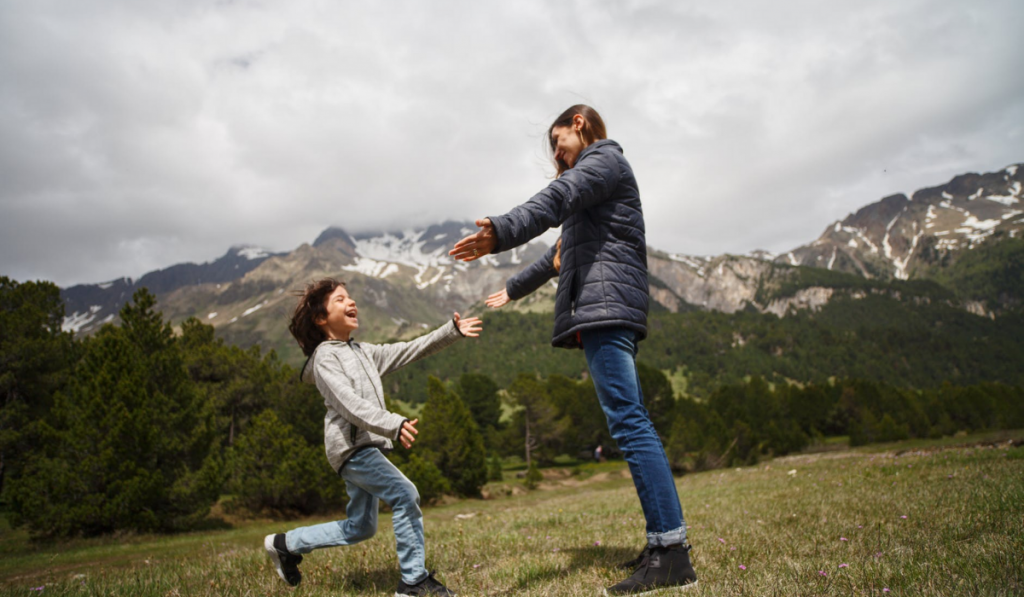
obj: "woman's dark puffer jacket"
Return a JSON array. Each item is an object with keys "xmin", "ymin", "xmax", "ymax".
[{"xmin": 488, "ymin": 139, "xmax": 648, "ymax": 349}]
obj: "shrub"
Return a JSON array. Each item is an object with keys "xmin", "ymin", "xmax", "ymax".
[{"xmin": 226, "ymin": 410, "xmax": 346, "ymax": 515}]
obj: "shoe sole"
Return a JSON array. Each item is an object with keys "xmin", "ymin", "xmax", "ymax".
[
  {"xmin": 603, "ymin": 580, "xmax": 698, "ymax": 596},
  {"xmin": 264, "ymin": 535, "xmax": 296, "ymax": 586}
]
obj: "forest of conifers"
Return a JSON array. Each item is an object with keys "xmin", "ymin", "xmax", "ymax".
[{"xmin": 2, "ymin": 275, "xmax": 1022, "ymax": 538}]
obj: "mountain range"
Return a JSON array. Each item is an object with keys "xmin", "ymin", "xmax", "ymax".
[{"xmin": 61, "ymin": 163, "xmax": 1023, "ymax": 365}]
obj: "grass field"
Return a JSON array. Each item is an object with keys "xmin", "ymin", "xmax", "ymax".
[{"xmin": 1, "ymin": 432, "xmax": 1022, "ymax": 596}]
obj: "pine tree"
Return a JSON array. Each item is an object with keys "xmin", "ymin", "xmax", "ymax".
[
  {"xmin": 456, "ymin": 373, "xmax": 502, "ymax": 439},
  {"xmin": 418, "ymin": 376, "xmax": 487, "ymax": 497},
  {"xmin": 0, "ymin": 277, "xmax": 74, "ymax": 500},
  {"xmin": 226, "ymin": 410, "xmax": 346, "ymax": 514},
  {"xmin": 5, "ymin": 289, "xmax": 222, "ymax": 536},
  {"xmin": 506, "ymin": 373, "xmax": 565, "ymax": 466},
  {"xmin": 487, "ymin": 453, "xmax": 504, "ymax": 482}
]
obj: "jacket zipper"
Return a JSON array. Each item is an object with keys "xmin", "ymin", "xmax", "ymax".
[{"xmin": 347, "ymin": 340, "xmax": 386, "ymax": 443}]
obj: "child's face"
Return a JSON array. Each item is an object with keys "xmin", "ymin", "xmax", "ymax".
[{"xmin": 316, "ymin": 285, "xmax": 359, "ymax": 341}]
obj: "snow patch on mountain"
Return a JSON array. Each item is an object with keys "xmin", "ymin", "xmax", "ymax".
[
  {"xmin": 956, "ymin": 215, "xmax": 1003, "ymax": 245},
  {"xmin": 237, "ymin": 246, "xmax": 271, "ymax": 260},
  {"xmin": 986, "ymin": 182, "xmax": 1020, "ymax": 207},
  {"xmin": 343, "ymin": 257, "xmax": 400, "ymax": 278},
  {"xmin": 353, "ymin": 229, "xmax": 448, "ymax": 269},
  {"xmin": 63, "ymin": 305, "xmax": 103, "ymax": 333},
  {"xmin": 242, "ymin": 301, "xmax": 267, "ymax": 317},
  {"xmin": 667, "ymin": 253, "xmax": 711, "ymax": 277}
]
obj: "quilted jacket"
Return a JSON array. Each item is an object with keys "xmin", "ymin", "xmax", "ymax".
[{"xmin": 490, "ymin": 139, "xmax": 648, "ymax": 349}]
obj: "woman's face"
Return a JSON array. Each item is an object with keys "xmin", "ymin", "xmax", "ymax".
[{"xmin": 551, "ymin": 124, "xmax": 585, "ymax": 170}]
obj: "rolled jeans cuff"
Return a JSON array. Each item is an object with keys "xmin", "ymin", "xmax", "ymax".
[{"xmin": 647, "ymin": 525, "xmax": 687, "ymax": 548}]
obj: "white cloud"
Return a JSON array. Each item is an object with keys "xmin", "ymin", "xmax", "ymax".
[{"xmin": 1, "ymin": 0, "xmax": 1022, "ymax": 285}]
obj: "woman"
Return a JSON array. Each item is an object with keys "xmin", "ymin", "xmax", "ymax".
[{"xmin": 449, "ymin": 105, "xmax": 697, "ymax": 594}]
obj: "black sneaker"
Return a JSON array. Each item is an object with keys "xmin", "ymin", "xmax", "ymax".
[
  {"xmin": 395, "ymin": 571, "xmax": 457, "ymax": 597},
  {"xmin": 605, "ymin": 544, "xmax": 698, "ymax": 595},
  {"xmin": 617, "ymin": 545, "xmax": 651, "ymax": 570},
  {"xmin": 264, "ymin": 533, "xmax": 303, "ymax": 587}
]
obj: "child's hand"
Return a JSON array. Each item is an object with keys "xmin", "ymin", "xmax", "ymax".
[
  {"xmin": 399, "ymin": 418, "xmax": 419, "ymax": 449},
  {"xmin": 453, "ymin": 312, "xmax": 483, "ymax": 337},
  {"xmin": 486, "ymin": 289, "xmax": 510, "ymax": 309}
]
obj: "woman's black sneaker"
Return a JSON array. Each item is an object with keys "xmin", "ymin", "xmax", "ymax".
[
  {"xmin": 264, "ymin": 534, "xmax": 303, "ymax": 586},
  {"xmin": 617, "ymin": 545, "xmax": 651, "ymax": 570},
  {"xmin": 605, "ymin": 544, "xmax": 698, "ymax": 595},
  {"xmin": 395, "ymin": 571, "xmax": 457, "ymax": 597}
]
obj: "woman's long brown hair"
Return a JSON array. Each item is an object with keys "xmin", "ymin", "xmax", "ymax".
[{"xmin": 548, "ymin": 104, "xmax": 607, "ymax": 177}]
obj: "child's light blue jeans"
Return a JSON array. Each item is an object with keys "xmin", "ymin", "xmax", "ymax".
[{"xmin": 284, "ymin": 447, "xmax": 427, "ymax": 585}]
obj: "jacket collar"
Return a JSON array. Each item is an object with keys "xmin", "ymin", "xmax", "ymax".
[{"xmin": 577, "ymin": 138, "xmax": 622, "ymax": 162}]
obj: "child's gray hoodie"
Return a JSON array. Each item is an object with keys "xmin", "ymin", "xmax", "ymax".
[{"xmin": 301, "ymin": 320, "xmax": 464, "ymax": 472}]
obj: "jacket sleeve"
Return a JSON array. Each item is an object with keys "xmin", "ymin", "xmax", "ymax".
[
  {"xmin": 488, "ymin": 146, "xmax": 622, "ymax": 252},
  {"xmin": 313, "ymin": 353, "xmax": 406, "ymax": 437},
  {"xmin": 362, "ymin": 319, "xmax": 464, "ymax": 377},
  {"xmin": 506, "ymin": 242, "xmax": 558, "ymax": 301}
]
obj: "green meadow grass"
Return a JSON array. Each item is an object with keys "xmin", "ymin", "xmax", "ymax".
[{"xmin": 1, "ymin": 436, "xmax": 1021, "ymax": 596}]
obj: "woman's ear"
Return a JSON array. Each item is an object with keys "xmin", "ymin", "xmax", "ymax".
[{"xmin": 573, "ymin": 113, "xmax": 585, "ymax": 131}]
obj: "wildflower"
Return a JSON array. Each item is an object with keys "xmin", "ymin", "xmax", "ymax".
[
  {"xmin": 858, "ymin": 525, "xmax": 863, "ymax": 529},
  {"xmin": 883, "ymin": 589, "xmax": 890, "ymax": 593},
  {"xmin": 546, "ymin": 536, "xmax": 551, "ymax": 539},
  {"xmin": 30, "ymin": 588, "xmax": 44, "ymax": 593},
  {"xmin": 594, "ymin": 541, "xmax": 601, "ymax": 546},
  {"xmin": 739, "ymin": 565, "xmax": 747, "ymax": 570},
  {"xmin": 840, "ymin": 537, "xmax": 848, "ymax": 541},
  {"xmin": 473, "ymin": 564, "xmax": 481, "ymax": 569},
  {"xmin": 819, "ymin": 571, "xmax": 827, "ymax": 577},
  {"xmin": 839, "ymin": 563, "xmax": 848, "ymax": 568},
  {"xmin": 900, "ymin": 515, "xmax": 908, "ymax": 519},
  {"xmin": 874, "ymin": 552, "xmax": 884, "ymax": 558},
  {"xmin": 552, "ymin": 548, "xmax": 560, "ymax": 553},
  {"xmin": 718, "ymin": 537, "xmax": 726, "ymax": 544},
  {"xmin": 730, "ymin": 547, "xmax": 736, "ymax": 551}
]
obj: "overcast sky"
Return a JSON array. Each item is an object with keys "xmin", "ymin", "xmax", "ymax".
[{"xmin": 2, "ymin": 0, "xmax": 1022, "ymax": 287}]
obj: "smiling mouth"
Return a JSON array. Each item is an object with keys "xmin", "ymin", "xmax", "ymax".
[{"xmin": 345, "ymin": 309, "xmax": 358, "ymax": 319}]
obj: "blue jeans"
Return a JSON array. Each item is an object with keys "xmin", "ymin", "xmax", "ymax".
[
  {"xmin": 582, "ymin": 327, "xmax": 687, "ymax": 547},
  {"xmin": 284, "ymin": 447, "xmax": 427, "ymax": 585}
]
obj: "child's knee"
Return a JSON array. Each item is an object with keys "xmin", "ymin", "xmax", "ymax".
[
  {"xmin": 345, "ymin": 519, "xmax": 377, "ymax": 543},
  {"xmin": 393, "ymin": 481, "xmax": 422, "ymax": 512}
]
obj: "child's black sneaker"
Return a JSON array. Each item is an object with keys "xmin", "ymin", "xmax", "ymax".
[
  {"xmin": 264, "ymin": 533, "xmax": 303, "ymax": 586},
  {"xmin": 605, "ymin": 544, "xmax": 697, "ymax": 595},
  {"xmin": 617, "ymin": 545, "xmax": 651, "ymax": 570},
  {"xmin": 395, "ymin": 571, "xmax": 456, "ymax": 597}
]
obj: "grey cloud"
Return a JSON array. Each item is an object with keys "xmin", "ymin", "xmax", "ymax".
[{"xmin": 1, "ymin": 0, "xmax": 1022, "ymax": 286}]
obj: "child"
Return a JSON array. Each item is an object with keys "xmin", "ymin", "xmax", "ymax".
[{"xmin": 264, "ymin": 278, "xmax": 481, "ymax": 596}]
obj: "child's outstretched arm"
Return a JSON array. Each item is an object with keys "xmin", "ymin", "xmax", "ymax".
[{"xmin": 363, "ymin": 314, "xmax": 482, "ymax": 377}]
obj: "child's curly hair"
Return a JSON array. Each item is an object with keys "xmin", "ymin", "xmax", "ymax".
[{"xmin": 289, "ymin": 278, "xmax": 346, "ymax": 357}]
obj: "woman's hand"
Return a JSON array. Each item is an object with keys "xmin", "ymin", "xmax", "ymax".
[
  {"xmin": 486, "ymin": 289, "xmax": 510, "ymax": 309},
  {"xmin": 454, "ymin": 312, "xmax": 483, "ymax": 337},
  {"xmin": 449, "ymin": 218, "xmax": 497, "ymax": 262},
  {"xmin": 399, "ymin": 418, "xmax": 419, "ymax": 449}
]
